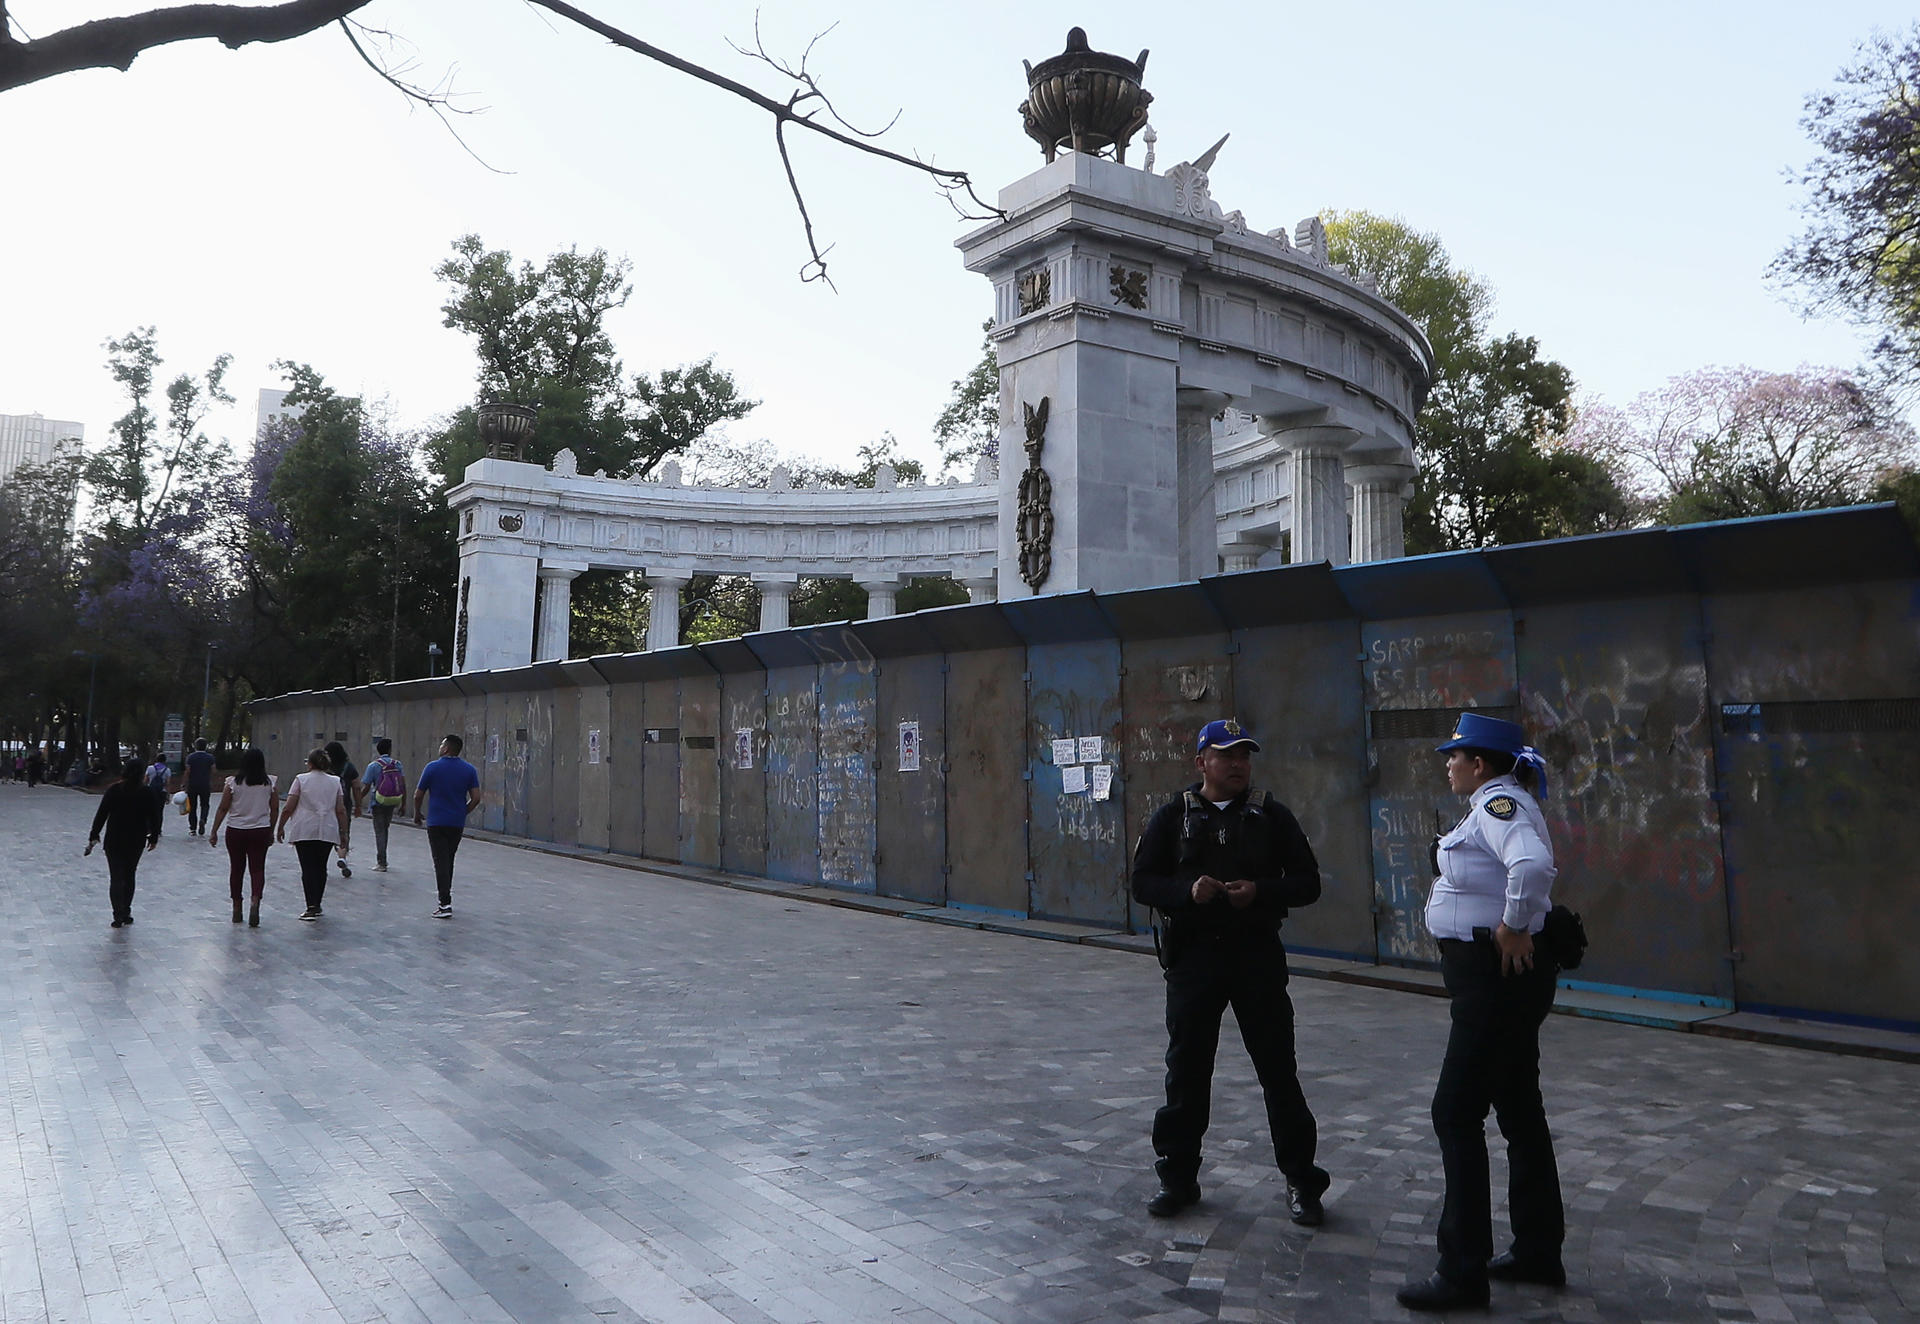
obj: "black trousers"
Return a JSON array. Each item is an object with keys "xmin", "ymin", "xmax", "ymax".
[
  {"xmin": 104, "ymin": 841, "xmax": 143, "ymax": 921},
  {"xmin": 1153, "ymin": 932, "xmax": 1324, "ymax": 1190},
  {"xmin": 1432, "ymin": 937, "xmax": 1564, "ymax": 1284},
  {"xmin": 427, "ymin": 826, "xmax": 463, "ymax": 905},
  {"xmin": 187, "ymin": 788, "xmax": 211, "ymax": 833},
  {"xmin": 294, "ymin": 840, "xmax": 333, "ymax": 911}
]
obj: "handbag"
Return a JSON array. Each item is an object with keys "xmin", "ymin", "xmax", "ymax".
[{"xmin": 1541, "ymin": 903, "xmax": 1588, "ymax": 970}]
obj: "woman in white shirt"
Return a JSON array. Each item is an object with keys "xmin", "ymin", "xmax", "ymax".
[
  {"xmin": 1398, "ymin": 711, "xmax": 1566, "ymax": 1312},
  {"xmin": 276, "ymin": 748, "xmax": 350, "ymax": 921},
  {"xmin": 207, "ymin": 747, "xmax": 279, "ymax": 927}
]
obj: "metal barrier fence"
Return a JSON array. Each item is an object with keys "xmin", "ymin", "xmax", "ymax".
[{"xmin": 252, "ymin": 506, "xmax": 1920, "ymax": 1029}]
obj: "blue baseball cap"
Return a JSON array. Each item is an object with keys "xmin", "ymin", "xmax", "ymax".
[
  {"xmin": 1434, "ymin": 711, "xmax": 1526, "ymax": 755},
  {"xmin": 1197, "ymin": 719, "xmax": 1260, "ymax": 753}
]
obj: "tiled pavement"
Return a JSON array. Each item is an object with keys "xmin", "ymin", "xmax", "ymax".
[{"xmin": 4, "ymin": 782, "xmax": 1916, "ymax": 1324}]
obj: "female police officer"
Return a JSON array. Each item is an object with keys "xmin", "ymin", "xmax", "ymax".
[{"xmin": 1397, "ymin": 711, "xmax": 1566, "ymax": 1312}]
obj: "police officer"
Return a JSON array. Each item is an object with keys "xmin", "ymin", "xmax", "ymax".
[
  {"xmin": 1398, "ymin": 712, "xmax": 1566, "ymax": 1311},
  {"xmin": 1131, "ymin": 719, "xmax": 1331, "ymax": 1225}
]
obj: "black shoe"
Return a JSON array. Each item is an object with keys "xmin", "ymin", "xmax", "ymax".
[
  {"xmin": 1396, "ymin": 1273, "xmax": 1489, "ymax": 1312},
  {"xmin": 1286, "ymin": 1182, "xmax": 1325, "ymax": 1227},
  {"xmin": 1488, "ymin": 1252, "xmax": 1566, "ymax": 1287},
  {"xmin": 232, "ymin": 899, "xmax": 243, "ymax": 923},
  {"xmin": 1146, "ymin": 1181, "xmax": 1201, "ymax": 1218},
  {"xmin": 248, "ymin": 903, "xmax": 260, "ymax": 928},
  {"xmin": 122, "ymin": 915, "xmax": 132, "ymax": 926},
  {"xmin": 110, "ymin": 919, "xmax": 123, "ymax": 928}
]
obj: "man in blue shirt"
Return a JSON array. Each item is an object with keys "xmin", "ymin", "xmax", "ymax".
[
  {"xmin": 184, "ymin": 739, "xmax": 218, "ymax": 836},
  {"xmin": 413, "ymin": 734, "xmax": 482, "ymax": 918}
]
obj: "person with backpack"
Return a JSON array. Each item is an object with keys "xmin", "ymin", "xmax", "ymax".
[
  {"xmin": 358, "ymin": 737, "xmax": 407, "ymax": 872},
  {"xmin": 1129, "ymin": 719, "xmax": 1330, "ymax": 1228},
  {"xmin": 145, "ymin": 753, "xmax": 172, "ymax": 837}
]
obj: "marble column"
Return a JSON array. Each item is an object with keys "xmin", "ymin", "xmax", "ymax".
[
  {"xmin": 1176, "ymin": 389, "xmax": 1231, "ymax": 581},
  {"xmin": 753, "ymin": 575, "xmax": 795, "ymax": 632},
  {"xmin": 644, "ymin": 571, "xmax": 689, "ymax": 651},
  {"xmin": 1219, "ymin": 540, "xmax": 1269, "ymax": 573},
  {"xmin": 1346, "ymin": 462, "xmax": 1416, "ymax": 563},
  {"xmin": 959, "ymin": 575, "xmax": 997, "ymax": 604},
  {"xmin": 860, "ymin": 577, "xmax": 900, "ymax": 619},
  {"xmin": 534, "ymin": 563, "xmax": 586, "ymax": 661},
  {"xmin": 1270, "ymin": 424, "xmax": 1360, "ymax": 566}
]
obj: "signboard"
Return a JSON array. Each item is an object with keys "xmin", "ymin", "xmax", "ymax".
[
  {"xmin": 162, "ymin": 714, "xmax": 185, "ymax": 767},
  {"xmin": 587, "ymin": 728, "xmax": 602, "ymax": 764},
  {"xmin": 897, "ymin": 720, "xmax": 920, "ymax": 772}
]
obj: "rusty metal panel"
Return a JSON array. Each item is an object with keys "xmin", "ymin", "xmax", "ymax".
[
  {"xmin": 528, "ymin": 689, "xmax": 559, "ymax": 841},
  {"xmin": 764, "ymin": 664, "xmax": 820, "ymax": 883},
  {"xmin": 503, "ymin": 692, "xmax": 533, "ymax": 838},
  {"xmin": 481, "ymin": 690, "xmax": 509, "ymax": 833},
  {"xmin": 944, "ymin": 646, "xmax": 1027, "ymax": 913},
  {"xmin": 1026, "ymin": 638, "xmax": 1127, "ymax": 926},
  {"xmin": 1118, "ymin": 636, "xmax": 1232, "ymax": 934},
  {"xmin": 1363, "ymin": 609, "xmax": 1517, "ymax": 966},
  {"xmin": 719, "ymin": 669, "xmax": 768, "ymax": 876},
  {"xmin": 1707, "ymin": 582, "xmax": 1920, "ymax": 1024},
  {"xmin": 641, "ymin": 677, "xmax": 679, "ymax": 861},
  {"xmin": 548, "ymin": 684, "xmax": 579, "ymax": 846},
  {"xmin": 607, "ymin": 682, "xmax": 645, "ymax": 856},
  {"xmin": 1519, "ymin": 596, "xmax": 1731, "ymax": 1001},
  {"xmin": 680, "ymin": 674, "xmax": 721, "ymax": 868},
  {"xmin": 876, "ymin": 652, "xmax": 947, "ymax": 904},
  {"xmin": 812, "ymin": 627, "xmax": 877, "ymax": 892},
  {"xmin": 565, "ymin": 662, "xmax": 611, "ymax": 852},
  {"xmin": 1232, "ymin": 619, "xmax": 1374, "ymax": 959}
]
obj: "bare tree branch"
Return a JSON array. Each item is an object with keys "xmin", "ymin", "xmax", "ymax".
[
  {"xmin": 336, "ymin": 18, "xmax": 510, "ymax": 175},
  {"xmin": 0, "ymin": 1, "xmax": 372, "ymax": 93}
]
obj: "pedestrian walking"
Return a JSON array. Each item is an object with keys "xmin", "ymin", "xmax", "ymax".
[
  {"xmin": 145, "ymin": 753, "xmax": 171, "ymax": 836},
  {"xmin": 1130, "ymin": 719, "xmax": 1331, "ymax": 1225},
  {"xmin": 356, "ymin": 737, "xmax": 407, "ymax": 872},
  {"xmin": 85, "ymin": 758, "xmax": 162, "ymax": 927},
  {"xmin": 184, "ymin": 738, "xmax": 217, "ymax": 835},
  {"xmin": 412, "ymin": 734, "xmax": 481, "ymax": 919},
  {"xmin": 277, "ymin": 748, "xmax": 349, "ymax": 921},
  {"xmin": 207, "ymin": 747, "xmax": 278, "ymax": 927},
  {"xmin": 324, "ymin": 740, "xmax": 359, "ymax": 878},
  {"xmin": 1396, "ymin": 712, "xmax": 1566, "ymax": 1312},
  {"xmin": 26, "ymin": 746, "xmax": 44, "ymax": 787}
]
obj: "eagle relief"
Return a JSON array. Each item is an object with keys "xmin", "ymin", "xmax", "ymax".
[{"xmin": 1017, "ymin": 397, "xmax": 1054, "ymax": 590}]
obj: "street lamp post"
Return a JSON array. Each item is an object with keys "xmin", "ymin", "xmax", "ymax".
[
  {"xmin": 201, "ymin": 642, "xmax": 219, "ymax": 744},
  {"xmin": 72, "ymin": 651, "xmax": 98, "ymax": 761},
  {"xmin": 427, "ymin": 642, "xmax": 443, "ymax": 677}
]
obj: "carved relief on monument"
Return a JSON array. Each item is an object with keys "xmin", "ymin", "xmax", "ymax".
[
  {"xmin": 498, "ymin": 511, "xmax": 525, "ymax": 533},
  {"xmin": 1017, "ymin": 397, "xmax": 1055, "ymax": 590},
  {"xmin": 1018, "ymin": 265, "xmax": 1052, "ymax": 316},
  {"xmin": 1109, "ymin": 264, "xmax": 1148, "ymax": 309},
  {"xmin": 455, "ymin": 577, "xmax": 471, "ymax": 671}
]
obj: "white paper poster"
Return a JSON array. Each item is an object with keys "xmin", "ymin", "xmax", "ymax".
[
  {"xmin": 487, "ymin": 733, "xmax": 501, "ymax": 764},
  {"xmin": 898, "ymin": 720, "xmax": 921, "ymax": 771},
  {"xmin": 734, "ymin": 728, "xmax": 754, "ymax": 770},
  {"xmin": 1077, "ymin": 736, "xmax": 1103, "ymax": 763},
  {"xmin": 587, "ymin": 728, "xmax": 602, "ymax": 765},
  {"xmin": 1062, "ymin": 765, "xmax": 1088, "ymax": 793},
  {"xmin": 1090, "ymin": 765, "xmax": 1113, "ymax": 800},
  {"xmin": 1051, "ymin": 738, "xmax": 1079, "ymax": 766}
]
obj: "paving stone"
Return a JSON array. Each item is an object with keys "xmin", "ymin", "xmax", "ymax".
[{"xmin": 4, "ymin": 784, "xmax": 1918, "ymax": 1321}]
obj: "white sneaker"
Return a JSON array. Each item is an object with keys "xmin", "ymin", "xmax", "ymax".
[
  {"xmin": 432, "ymin": 904, "xmax": 452, "ymax": 919},
  {"xmin": 375, "ymin": 863, "xmax": 387, "ymax": 873}
]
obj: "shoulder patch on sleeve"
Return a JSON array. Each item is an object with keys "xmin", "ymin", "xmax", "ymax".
[{"xmin": 1483, "ymin": 795, "xmax": 1518, "ymax": 821}]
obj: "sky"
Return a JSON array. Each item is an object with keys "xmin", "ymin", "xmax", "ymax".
[{"xmin": 2, "ymin": 1, "xmax": 1912, "ymax": 474}]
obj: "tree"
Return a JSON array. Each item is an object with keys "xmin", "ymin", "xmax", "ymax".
[
  {"xmin": 84, "ymin": 327, "xmax": 234, "ymax": 537},
  {"xmin": 933, "ymin": 322, "xmax": 999, "ymax": 477},
  {"xmin": 1776, "ymin": 26, "xmax": 1920, "ymax": 383},
  {"xmin": 1326, "ymin": 211, "xmax": 1633, "ymax": 552},
  {"xmin": 0, "ymin": 2, "xmax": 997, "ymax": 284},
  {"xmin": 1570, "ymin": 366, "xmax": 1920, "ymax": 522}
]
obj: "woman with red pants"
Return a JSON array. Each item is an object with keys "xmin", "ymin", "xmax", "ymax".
[{"xmin": 207, "ymin": 747, "xmax": 279, "ymax": 926}]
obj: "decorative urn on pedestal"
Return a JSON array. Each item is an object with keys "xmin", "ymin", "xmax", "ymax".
[
  {"xmin": 1019, "ymin": 28, "xmax": 1153, "ymax": 163},
  {"xmin": 476, "ymin": 402, "xmax": 537, "ymax": 462}
]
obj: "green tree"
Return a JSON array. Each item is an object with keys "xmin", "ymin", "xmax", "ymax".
[
  {"xmin": 85, "ymin": 327, "xmax": 234, "ymax": 536},
  {"xmin": 933, "ymin": 321, "xmax": 1000, "ymax": 477},
  {"xmin": 1326, "ymin": 212, "xmax": 1632, "ymax": 551},
  {"xmin": 1776, "ymin": 26, "xmax": 1920, "ymax": 384}
]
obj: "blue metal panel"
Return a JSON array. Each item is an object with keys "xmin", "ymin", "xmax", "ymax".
[
  {"xmin": 1363, "ymin": 608, "xmax": 1517, "ymax": 965},
  {"xmin": 607, "ymin": 682, "xmax": 645, "ymax": 857},
  {"xmin": 1026, "ymin": 637, "xmax": 1127, "ymax": 925},
  {"xmin": 944, "ymin": 647, "xmax": 1028, "ymax": 913},
  {"xmin": 810, "ymin": 625, "xmax": 876, "ymax": 891},
  {"xmin": 1338, "ymin": 551, "xmax": 1507, "ymax": 620},
  {"xmin": 680, "ymin": 672, "xmax": 721, "ymax": 869},
  {"xmin": 764, "ymin": 664, "xmax": 819, "ymax": 883},
  {"xmin": 720, "ymin": 668, "xmax": 768, "ymax": 877},
  {"xmin": 549, "ymin": 684, "xmax": 580, "ymax": 847},
  {"xmin": 876, "ymin": 652, "xmax": 945, "ymax": 903},
  {"xmin": 1100, "ymin": 582, "xmax": 1227, "ymax": 640},
  {"xmin": 641, "ymin": 678, "xmax": 679, "ymax": 861}
]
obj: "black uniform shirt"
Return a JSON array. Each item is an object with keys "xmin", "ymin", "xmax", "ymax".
[
  {"xmin": 89, "ymin": 781, "xmax": 163, "ymax": 850},
  {"xmin": 1131, "ymin": 783, "xmax": 1322, "ymax": 941}
]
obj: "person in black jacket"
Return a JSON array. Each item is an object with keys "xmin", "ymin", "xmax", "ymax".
[
  {"xmin": 85, "ymin": 758, "xmax": 163, "ymax": 928},
  {"xmin": 1131, "ymin": 718, "xmax": 1331, "ymax": 1225}
]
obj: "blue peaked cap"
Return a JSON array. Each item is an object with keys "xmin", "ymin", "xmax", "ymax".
[
  {"xmin": 1434, "ymin": 711, "xmax": 1526, "ymax": 755},
  {"xmin": 1197, "ymin": 719, "xmax": 1260, "ymax": 753}
]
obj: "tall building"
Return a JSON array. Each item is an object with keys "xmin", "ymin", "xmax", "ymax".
[
  {"xmin": 0, "ymin": 412, "xmax": 83, "ymax": 484},
  {"xmin": 257, "ymin": 388, "xmax": 295, "ymax": 436}
]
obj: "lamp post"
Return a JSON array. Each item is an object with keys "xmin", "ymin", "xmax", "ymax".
[
  {"xmin": 72, "ymin": 651, "xmax": 99, "ymax": 761},
  {"xmin": 427, "ymin": 642, "xmax": 443, "ymax": 677},
  {"xmin": 200, "ymin": 642, "xmax": 218, "ymax": 744}
]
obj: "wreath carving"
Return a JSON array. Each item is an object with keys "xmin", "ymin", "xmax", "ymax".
[{"xmin": 1017, "ymin": 397, "xmax": 1054, "ymax": 590}]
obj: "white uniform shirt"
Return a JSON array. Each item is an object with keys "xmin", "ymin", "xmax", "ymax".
[{"xmin": 1424, "ymin": 774, "xmax": 1556, "ymax": 941}]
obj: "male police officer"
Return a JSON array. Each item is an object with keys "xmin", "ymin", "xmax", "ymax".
[{"xmin": 1131, "ymin": 719, "xmax": 1331, "ymax": 1224}]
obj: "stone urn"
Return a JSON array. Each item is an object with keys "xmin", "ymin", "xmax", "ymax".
[
  {"xmin": 476, "ymin": 402, "xmax": 537, "ymax": 461},
  {"xmin": 1020, "ymin": 28, "xmax": 1152, "ymax": 164}
]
